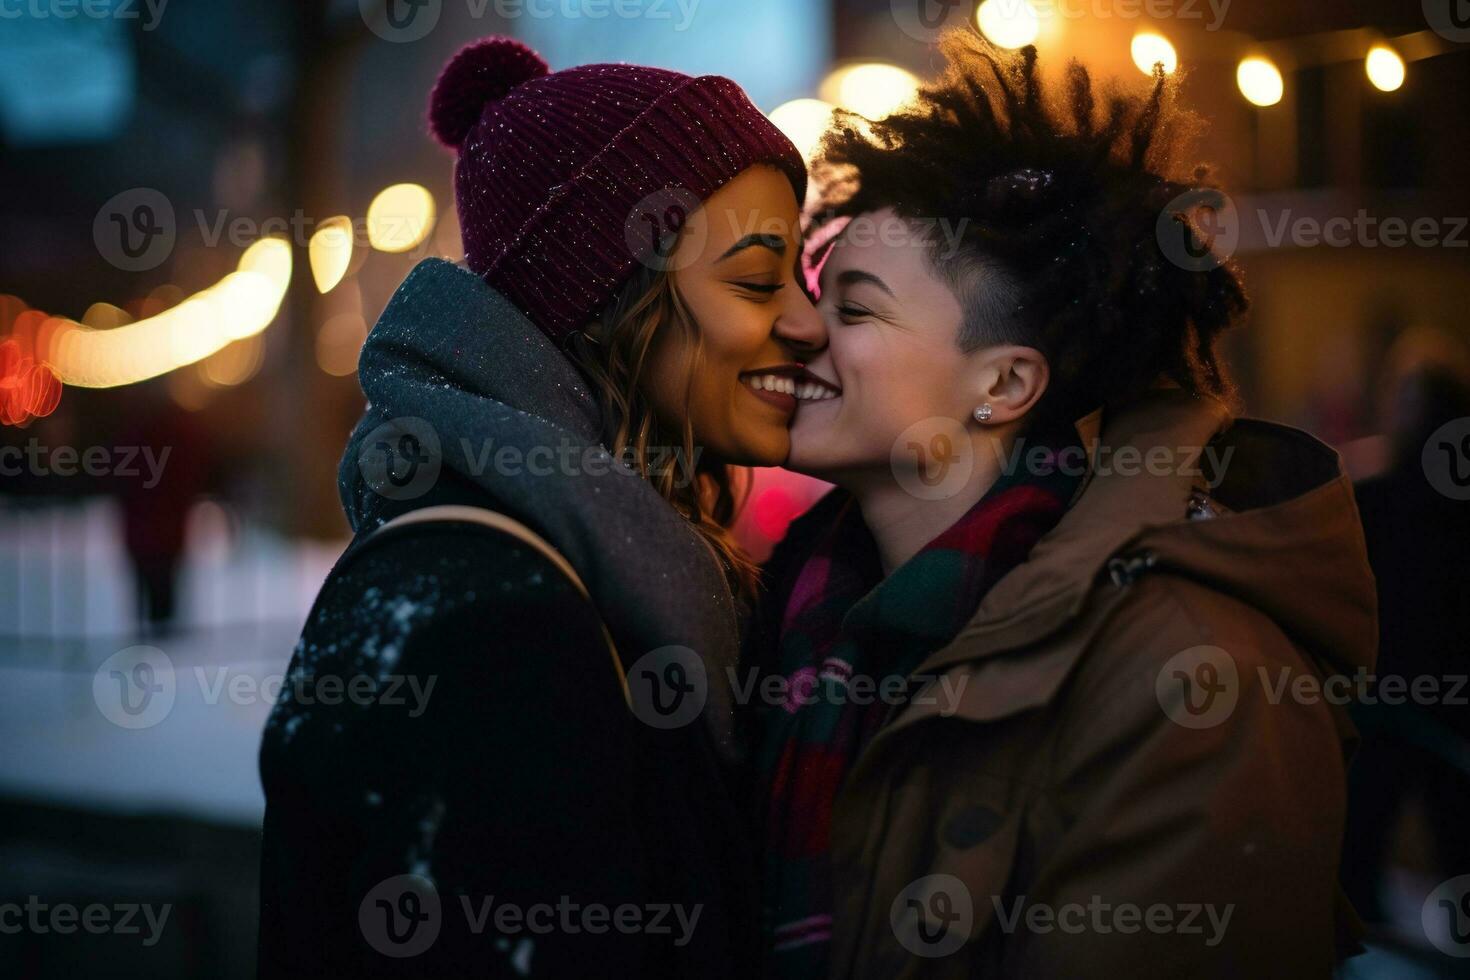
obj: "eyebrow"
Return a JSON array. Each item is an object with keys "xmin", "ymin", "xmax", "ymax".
[
  {"xmin": 836, "ymin": 268, "xmax": 896, "ymax": 298},
  {"xmin": 716, "ymin": 233, "xmax": 787, "ymax": 262}
]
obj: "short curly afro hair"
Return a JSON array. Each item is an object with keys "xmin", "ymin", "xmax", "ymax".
[{"xmin": 810, "ymin": 30, "xmax": 1249, "ymax": 427}]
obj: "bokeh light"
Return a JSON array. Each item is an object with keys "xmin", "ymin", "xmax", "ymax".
[
  {"xmin": 315, "ymin": 312, "xmax": 368, "ymax": 377},
  {"xmin": 769, "ymin": 98, "xmax": 838, "ymax": 162},
  {"xmin": 976, "ymin": 0, "xmax": 1040, "ymax": 50},
  {"xmin": 818, "ymin": 63, "xmax": 920, "ymax": 120},
  {"xmin": 0, "ymin": 338, "xmax": 61, "ymax": 425},
  {"xmin": 1131, "ymin": 32, "xmax": 1178, "ymax": 76},
  {"xmin": 1237, "ymin": 56, "xmax": 1285, "ymax": 107},
  {"xmin": 367, "ymin": 183, "xmax": 436, "ymax": 253},
  {"xmin": 308, "ymin": 215, "xmax": 354, "ymax": 293},
  {"xmin": 45, "ymin": 237, "xmax": 292, "ymax": 389},
  {"xmin": 200, "ymin": 333, "xmax": 266, "ymax": 388},
  {"xmin": 1365, "ymin": 45, "xmax": 1405, "ymax": 93}
]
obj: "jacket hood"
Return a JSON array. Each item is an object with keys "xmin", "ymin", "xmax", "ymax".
[
  {"xmin": 338, "ymin": 258, "xmax": 742, "ymax": 752},
  {"xmin": 937, "ymin": 390, "xmax": 1376, "ymax": 683}
]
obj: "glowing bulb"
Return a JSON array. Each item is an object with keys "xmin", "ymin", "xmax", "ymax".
[
  {"xmin": 367, "ymin": 183, "xmax": 436, "ymax": 253},
  {"xmin": 1365, "ymin": 45, "xmax": 1405, "ymax": 92},
  {"xmin": 1237, "ymin": 57, "xmax": 1284, "ymax": 107},
  {"xmin": 1131, "ymin": 32, "xmax": 1178, "ymax": 76},
  {"xmin": 309, "ymin": 215, "xmax": 354, "ymax": 293},
  {"xmin": 976, "ymin": 0, "xmax": 1039, "ymax": 50},
  {"xmin": 769, "ymin": 99, "xmax": 837, "ymax": 162},
  {"xmin": 819, "ymin": 63, "xmax": 921, "ymax": 120}
]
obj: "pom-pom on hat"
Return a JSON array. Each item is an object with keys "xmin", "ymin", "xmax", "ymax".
[{"xmin": 428, "ymin": 36, "xmax": 808, "ymax": 347}]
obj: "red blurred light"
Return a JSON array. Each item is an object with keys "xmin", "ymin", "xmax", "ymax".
[{"xmin": 753, "ymin": 485, "xmax": 802, "ymax": 541}]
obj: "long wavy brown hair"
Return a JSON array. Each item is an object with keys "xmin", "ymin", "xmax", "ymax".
[{"xmin": 566, "ymin": 261, "xmax": 759, "ymax": 601}]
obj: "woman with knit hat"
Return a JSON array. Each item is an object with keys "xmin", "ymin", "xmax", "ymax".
[{"xmin": 258, "ymin": 37, "xmax": 824, "ymax": 978}]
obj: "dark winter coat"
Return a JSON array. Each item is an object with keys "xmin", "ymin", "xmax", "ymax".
[{"xmin": 257, "ymin": 259, "xmax": 756, "ymax": 978}]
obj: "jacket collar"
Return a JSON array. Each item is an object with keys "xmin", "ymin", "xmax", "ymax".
[{"xmin": 918, "ymin": 390, "xmax": 1234, "ymax": 675}]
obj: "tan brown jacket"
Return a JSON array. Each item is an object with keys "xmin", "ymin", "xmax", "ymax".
[{"xmin": 819, "ymin": 392, "xmax": 1377, "ymax": 978}]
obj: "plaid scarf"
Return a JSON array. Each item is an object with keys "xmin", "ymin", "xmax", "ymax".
[{"xmin": 756, "ymin": 441, "xmax": 1082, "ymax": 976}]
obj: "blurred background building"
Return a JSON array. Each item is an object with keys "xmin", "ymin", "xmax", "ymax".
[{"xmin": 1, "ymin": 0, "xmax": 1467, "ymax": 975}]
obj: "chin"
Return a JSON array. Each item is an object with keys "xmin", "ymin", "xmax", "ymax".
[
  {"xmin": 783, "ymin": 434, "xmax": 832, "ymax": 478},
  {"xmin": 723, "ymin": 426, "xmax": 790, "ymax": 468}
]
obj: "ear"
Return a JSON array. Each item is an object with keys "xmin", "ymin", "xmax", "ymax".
[{"xmin": 975, "ymin": 345, "xmax": 1049, "ymax": 425}]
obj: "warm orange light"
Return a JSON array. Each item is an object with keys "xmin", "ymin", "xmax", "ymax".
[
  {"xmin": 769, "ymin": 99, "xmax": 838, "ymax": 162},
  {"xmin": 818, "ymin": 63, "xmax": 921, "ymax": 120},
  {"xmin": 367, "ymin": 185, "xmax": 436, "ymax": 253},
  {"xmin": 1366, "ymin": 45, "xmax": 1405, "ymax": 92},
  {"xmin": 1131, "ymin": 33, "xmax": 1178, "ymax": 76},
  {"xmin": 1237, "ymin": 57, "xmax": 1284, "ymax": 107},
  {"xmin": 976, "ymin": 0, "xmax": 1040, "ymax": 49},
  {"xmin": 309, "ymin": 215, "xmax": 355, "ymax": 292},
  {"xmin": 45, "ymin": 238, "xmax": 292, "ymax": 389}
]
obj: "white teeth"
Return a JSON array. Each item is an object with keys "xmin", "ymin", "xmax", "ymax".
[{"xmin": 743, "ymin": 374, "xmax": 840, "ymax": 400}]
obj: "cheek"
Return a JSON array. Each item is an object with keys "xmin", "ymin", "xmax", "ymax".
[
  {"xmin": 840, "ymin": 334, "xmax": 939, "ymax": 417},
  {"xmin": 645, "ymin": 333, "xmax": 696, "ymax": 427},
  {"xmin": 834, "ymin": 337, "xmax": 967, "ymax": 452},
  {"xmin": 681, "ymin": 294, "xmax": 771, "ymax": 403}
]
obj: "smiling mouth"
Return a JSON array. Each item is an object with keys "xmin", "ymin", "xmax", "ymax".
[{"xmin": 738, "ymin": 365, "xmax": 842, "ymax": 402}]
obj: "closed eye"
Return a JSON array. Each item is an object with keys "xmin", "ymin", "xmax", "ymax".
[{"xmin": 729, "ymin": 281, "xmax": 785, "ymax": 295}]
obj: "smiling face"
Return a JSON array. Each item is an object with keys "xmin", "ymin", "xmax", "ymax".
[
  {"xmin": 644, "ymin": 166, "xmax": 827, "ymax": 466},
  {"xmin": 787, "ymin": 207, "xmax": 1048, "ymax": 484}
]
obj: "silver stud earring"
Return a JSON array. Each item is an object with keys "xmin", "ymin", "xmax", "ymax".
[{"xmin": 973, "ymin": 403, "xmax": 993, "ymax": 423}]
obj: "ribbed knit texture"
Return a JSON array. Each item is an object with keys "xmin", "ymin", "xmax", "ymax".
[{"xmin": 434, "ymin": 40, "xmax": 808, "ymax": 347}]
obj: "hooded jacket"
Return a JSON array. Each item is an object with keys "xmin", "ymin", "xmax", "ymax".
[
  {"xmin": 749, "ymin": 391, "xmax": 1377, "ymax": 979},
  {"xmin": 258, "ymin": 259, "xmax": 755, "ymax": 978}
]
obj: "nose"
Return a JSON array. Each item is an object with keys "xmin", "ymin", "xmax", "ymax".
[{"xmin": 773, "ymin": 281, "xmax": 827, "ymax": 358}]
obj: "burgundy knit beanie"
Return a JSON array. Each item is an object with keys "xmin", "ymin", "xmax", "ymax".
[{"xmin": 428, "ymin": 36, "xmax": 809, "ymax": 347}]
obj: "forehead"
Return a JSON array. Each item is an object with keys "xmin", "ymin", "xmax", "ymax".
[
  {"xmin": 678, "ymin": 166, "xmax": 802, "ymax": 261},
  {"xmin": 819, "ymin": 207, "xmax": 942, "ymax": 291}
]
